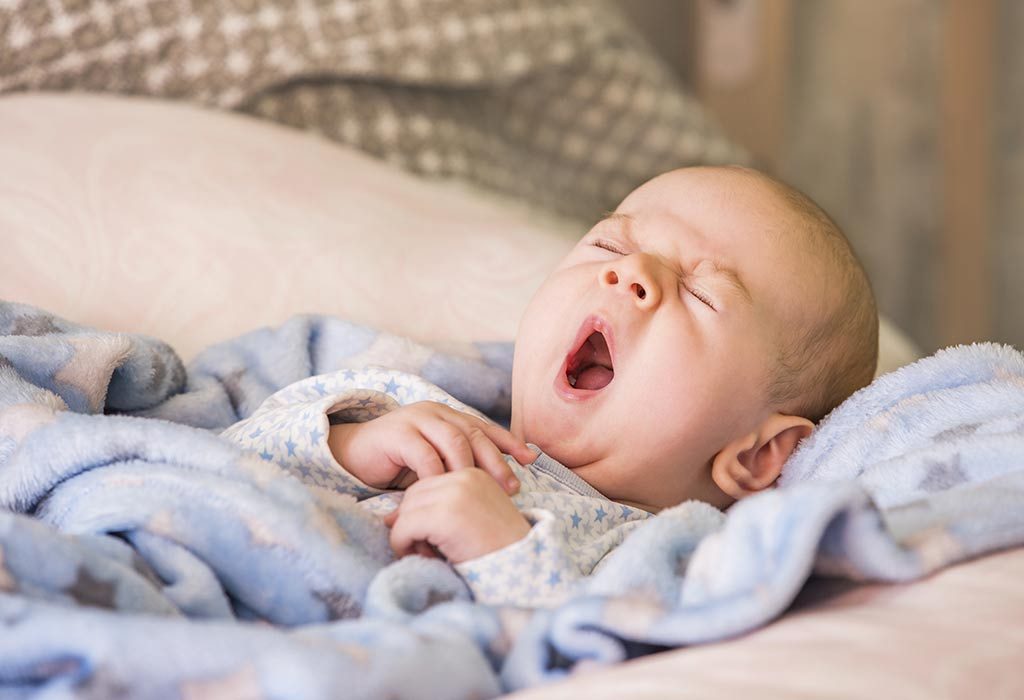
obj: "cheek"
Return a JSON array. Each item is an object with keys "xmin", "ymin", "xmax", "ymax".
[
  {"xmin": 622, "ymin": 328, "xmax": 720, "ymax": 423},
  {"xmin": 513, "ymin": 278, "xmax": 572, "ymax": 389},
  {"xmin": 517, "ymin": 271, "xmax": 584, "ymax": 337}
]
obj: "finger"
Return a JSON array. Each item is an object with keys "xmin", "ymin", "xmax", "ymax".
[
  {"xmin": 382, "ymin": 510, "xmax": 398, "ymax": 528},
  {"xmin": 461, "ymin": 424, "xmax": 521, "ymax": 495},
  {"xmin": 386, "ymin": 467, "xmax": 413, "ymax": 490},
  {"xmin": 399, "ymin": 473, "xmax": 454, "ymax": 504},
  {"xmin": 395, "ymin": 429, "xmax": 446, "ymax": 480},
  {"xmin": 413, "ymin": 541, "xmax": 440, "ymax": 559},
  {"xmin": 465, "ymin": 418, "xmax": 537, "ymax": 466},
  {"xmin": 418, "ymin": 419, "xmax": 475, "ymax": 472},
  {"xmin": 388, "ymin": 467, "xmax": 420, "ymax": 490},
  {"xmin": 389, "ymin": 507, "xmax": 431, "ymax": 558}
]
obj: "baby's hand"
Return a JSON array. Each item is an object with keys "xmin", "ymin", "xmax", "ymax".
[
  {"xmin": 327, "ymin": 401, "xmax": 536, "ymax": 494},
  {"xmin": 384, "ymin": 469, "xmax": 531, "ymax": 564}
]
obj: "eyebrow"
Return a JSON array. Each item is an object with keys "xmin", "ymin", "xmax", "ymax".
[{"xmin": 597, "ymin": 212, "xmax": 753, "ymax": 305}]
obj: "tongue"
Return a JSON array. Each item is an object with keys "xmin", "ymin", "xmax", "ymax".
[{"xmin": 575, "ymin": 365, "xmax": 614, "ymax": 390}]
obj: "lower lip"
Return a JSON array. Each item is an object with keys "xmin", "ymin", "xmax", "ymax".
[
  {"xmin": 553, "ymin": 316, "xmax": 614, "ymax": 402},
  {"xmin": 554, "ymin": 368, "xmax": 600, "ymax": 402}
]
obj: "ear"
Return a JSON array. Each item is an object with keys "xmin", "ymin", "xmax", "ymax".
[{"xmin": 710, "ymin": 414, "xmax": 814, "ymax": 500}]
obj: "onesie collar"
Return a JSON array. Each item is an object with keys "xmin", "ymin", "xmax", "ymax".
[{"xmin": 526, "ymin": 445, "xmax": 609, "ymax": 500}]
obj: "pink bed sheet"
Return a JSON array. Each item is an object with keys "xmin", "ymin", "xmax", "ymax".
[{"xmin": 508, "ymin": 547, "xmax": 1024, "ymax": 699}]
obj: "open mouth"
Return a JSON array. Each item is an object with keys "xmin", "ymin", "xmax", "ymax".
[{"xmin": 563, "ymin": 319, "xmax": 615, "ymax": 393}]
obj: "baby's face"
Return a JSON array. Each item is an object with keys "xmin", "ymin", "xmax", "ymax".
[{"xmin": 510, "ymin": 168, "xmax": 826, "ymax": 511}]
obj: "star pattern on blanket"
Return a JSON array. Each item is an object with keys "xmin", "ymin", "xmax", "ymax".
[
  {"xmin": 919, "ymin": 453, "xmax": 968, "ymax": 492},
  {"xmin": 933, "ymin": 422, "xmax": 982, "ymax": 442},
  {"xmin": 72, "ymin": 666, "xmax": 133, "ymax": 700},
  {"xmin": 0, "ymin": 548, "xmax": 16, "ymax": 592},
  {"xmin": 314, "ymin": 590, "xmax": 363, "ymax": 621},
  {"xmin": 8, "ymin": 313, "xmax": 60, "ymax": 336},
  {"xmin": 65, "ymin": 566, "xmax": 118, "ymax": 610}
]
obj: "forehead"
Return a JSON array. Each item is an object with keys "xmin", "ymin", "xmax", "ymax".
[
  {"xmin": 616, "ymin": 168, "xmax": 789, "ymax": 248},
  {"xmin": 616, "ymin": 170, "xmax": 789, "ymax": 268},
  {"xmin": 614, "ymin": 168, "xmax": 829, "ymax": 314}
]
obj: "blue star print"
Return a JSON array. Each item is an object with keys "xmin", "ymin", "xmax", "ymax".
[
  {"xmin": 571, "ymin": 512, "xmax": 582, "ymax": 528},
  {"xmin": 594, "ymin": 506, "xmax": 607, "ymax": 522},
  {"xmin": 285, "ymin": 439, "xmax": 297, "ymax": 456}
]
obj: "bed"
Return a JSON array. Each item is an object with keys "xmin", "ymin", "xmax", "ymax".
[
  {"xmin": 3, "ymin": 1, "xmax": 1024, "ymax": 695},
  {"xmin": 2, "ymin": 93, "xmax": 1022, "ymax": 698}
]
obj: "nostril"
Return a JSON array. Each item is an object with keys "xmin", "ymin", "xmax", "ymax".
[
  {"xmin": 603, "ymin": 270, "xmax": 619, "ymax": 285},
  {"xmin": 632, "ymin": 283, "xmax": 646, "ymax": 300}
]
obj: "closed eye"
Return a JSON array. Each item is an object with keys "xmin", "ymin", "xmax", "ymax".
[
  {"xmin": 591, "ymin": 239, "xmax": 626, "ymax": 255},
  {"xmin": 684, "ymin": 284, "xmax": 716, "ymax": 311}
]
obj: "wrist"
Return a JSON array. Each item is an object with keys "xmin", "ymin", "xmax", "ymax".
[
  {"xmin": 452, "ymin": 515, "xmax": 531, "ymax": 564},
  {"xmin": 327, "ymin": 422, "xmax": 360, "ymax": 466}
]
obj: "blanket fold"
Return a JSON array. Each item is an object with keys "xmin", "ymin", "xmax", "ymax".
[{"xmin": 0, "ymin": 300, "xmax": 1022, "ymax": 698}]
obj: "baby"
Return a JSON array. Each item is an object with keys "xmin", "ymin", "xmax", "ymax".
[{"xmin": 223, "ymin": 165, "xmax": 878, "ymax": 606}]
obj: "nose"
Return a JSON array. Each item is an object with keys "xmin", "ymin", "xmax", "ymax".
[{"xmin": 599, "ymin": 253, "xmax": 663, "ymax": 310}]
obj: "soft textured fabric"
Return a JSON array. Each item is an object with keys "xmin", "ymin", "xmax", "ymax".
[
  {"xmin": 0, "ymin": 0, "xmax": 745, "ymax": 221},
  {"xmin": 221, "ymin": 366, "xmax": 656, "ymax": 607},
  {"xmin": 0, "ymin": 300, "xmax": 1020, "ymax": 699}
]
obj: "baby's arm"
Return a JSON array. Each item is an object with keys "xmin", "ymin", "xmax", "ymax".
[
  {"xmin": 220, "ymin": 386, "xmax": 392, "ymax": 499},
  {"xmin": 328, "ymin": 401, "xmax": 535, "ymax": 494}
]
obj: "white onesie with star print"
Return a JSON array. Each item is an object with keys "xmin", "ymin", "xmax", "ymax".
[{"xmin": 220, "ymin": 366, "xmax": 653, "ymax": 608}]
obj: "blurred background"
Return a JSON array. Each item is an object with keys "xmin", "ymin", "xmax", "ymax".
[
  {"xmin": 624, "ymin": 0, "xmax": 1016, "ymax": 354},
  {"xmin": 1, "ymin": 0, "xmax": 1016, "ymax": 354}
]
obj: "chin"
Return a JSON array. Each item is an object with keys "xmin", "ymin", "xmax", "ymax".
[{"xmin": 516, "ymin": 416, "xmax": 574, "ymax": 469}]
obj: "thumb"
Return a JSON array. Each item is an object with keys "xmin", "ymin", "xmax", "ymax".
[{"xmin": 382, "ymin": 509, "xmax": 398, "ymax": 528}]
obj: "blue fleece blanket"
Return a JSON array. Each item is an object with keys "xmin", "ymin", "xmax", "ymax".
[{"xmin": 1, "ymin": 300, "xmax": 1022, "ymax": 698}]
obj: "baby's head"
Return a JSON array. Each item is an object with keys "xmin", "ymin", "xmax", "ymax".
[{"xmin": 510, "ymin": 166, "xmax": 877, "ymax": 512}]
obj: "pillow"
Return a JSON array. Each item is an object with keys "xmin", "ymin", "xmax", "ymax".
[
  {"xmin": 0, "ymin": 93, "xmax": 917, "ymax": 375},
  {"xmin": 0, "ymin": 93, "xmax": 582, "ymax": 359}
]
